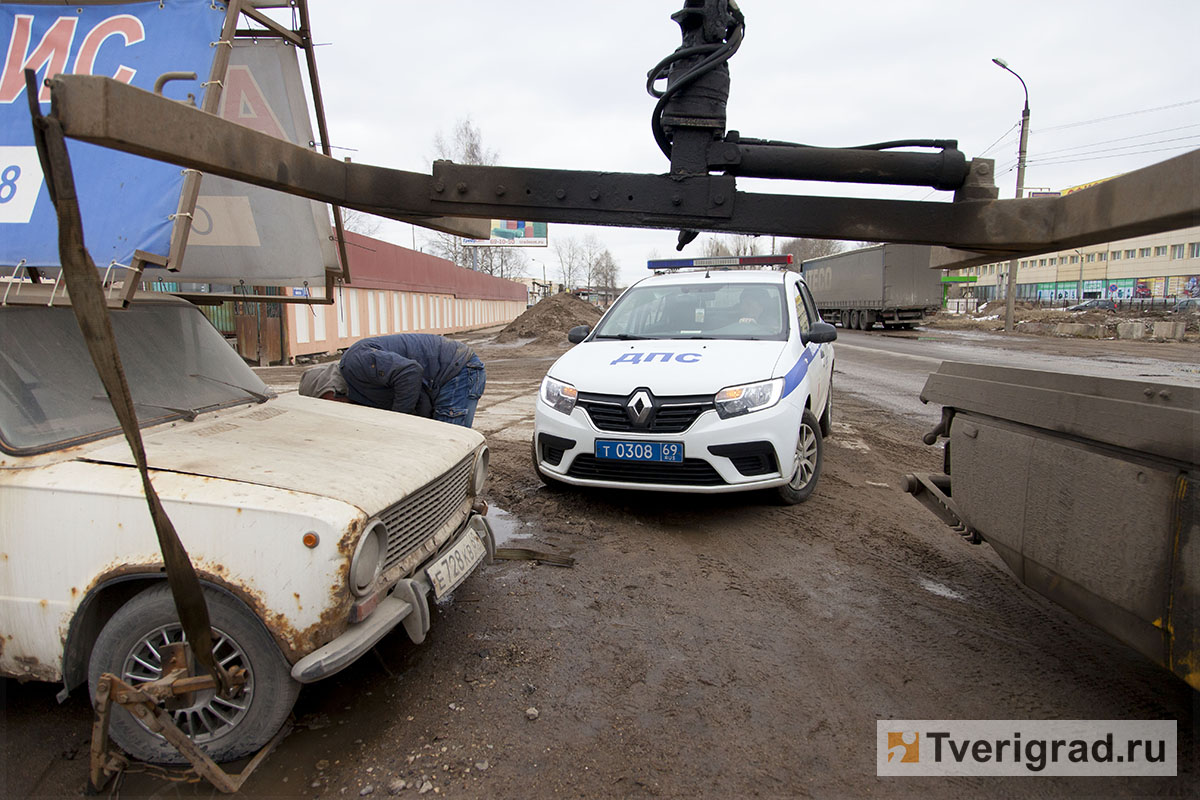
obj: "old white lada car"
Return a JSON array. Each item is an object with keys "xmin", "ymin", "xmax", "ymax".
[
  {"xmin": 0, "ymin": 292, "xmax": 492, "ymax": 764},
  {"xmin": 533, "ymin": 257, "xmax": 836, "ymax": 503}
]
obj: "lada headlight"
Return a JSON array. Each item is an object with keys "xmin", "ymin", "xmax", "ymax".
[
  {"xmin": 472, "ymin": 446, "xmax": 490, "ymax": 495},
  {"xmin": 540, "ymin": 376, "xmax": 578, "ymax": 415},
  {"xmin": 714, "ymin": 378, "xmax": 784, "ymax": 419},
  {"xmin": 350, "ymin": 520, "xmax": 387, "ymax": 596}
]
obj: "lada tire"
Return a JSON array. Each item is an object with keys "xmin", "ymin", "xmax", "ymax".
[
  {"xmin": 776, "ymin": 409, "xmax": 824, "ymax": 505},
  {"xmin": 87, "ymin": 583, "xmax": 300, "ymax": 765}
]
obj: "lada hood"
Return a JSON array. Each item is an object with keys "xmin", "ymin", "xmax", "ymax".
[
  {"xmin": 81, "ymin": 393, "xmax": 483, "ymax": 513},
  {"xmin": 550, "ymin": 339, "xmax": 789, "ymax": 396}
]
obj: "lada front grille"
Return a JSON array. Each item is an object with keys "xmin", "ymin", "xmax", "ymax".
[
  {"xmin": 577, "ymin": 393, "xmax": 714, "ymax": 434},
  {"xmin": 567, "ymin": 455, "xmax": 725, "ymax": 486},
  {"xmin": 378, "ymin": 455, "xmax": 473, "ymax": 571}
]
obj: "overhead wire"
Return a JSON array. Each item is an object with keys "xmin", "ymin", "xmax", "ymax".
[
  {"xmin": 1025, "ymin": 124, "xmax": 1200, "ymax": 158},
  {"xmin": 976, "ymin": 122, "xmax": 1019, "ymax": 158},
  {"xmin": 1034, "ymin": 98, "xmax": 1200, "ymax": 134},
  {"xmin": 1027, "ymin": 142, "xmax": 1200, "ymax": 167}
]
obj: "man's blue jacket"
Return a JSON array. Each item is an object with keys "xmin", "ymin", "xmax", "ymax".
[{"xmin": 339, "ymin": 334, "xmax": 473, "ymax": 417}]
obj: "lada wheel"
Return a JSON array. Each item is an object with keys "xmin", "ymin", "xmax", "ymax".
[
  {"xmin": 776, "ymin": 409, "xmax": 823, "ymax": 505},
  {"xmin": 87, "ymin": 583, "xmax": 299, "ymax": 765}
]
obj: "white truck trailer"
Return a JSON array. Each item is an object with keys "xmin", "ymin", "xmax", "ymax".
[{"xmin": 801, "ymin": 244, "xmax": 943, "ymax": 330}]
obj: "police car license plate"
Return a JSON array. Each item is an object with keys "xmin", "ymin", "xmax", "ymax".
[
  {"xmin": 427, "ymin": 531, "xmax": 487, "ymax": 599},
  {"xmin": 594, "ymin": 440, "xmax": 683, "ymax": 462}
]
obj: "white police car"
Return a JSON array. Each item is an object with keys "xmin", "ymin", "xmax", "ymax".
[{"xmin": 532, "ymin": 255, "xmax": 836, "ymax": 503}]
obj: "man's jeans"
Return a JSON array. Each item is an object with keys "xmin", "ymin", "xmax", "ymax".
[{"xmin": 433, "ymin": 354, "xmax": 486, "ymax": 427}]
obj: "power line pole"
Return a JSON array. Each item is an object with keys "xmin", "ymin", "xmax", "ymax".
[{"xmin": 994, "ymin": 58, "xmax": 1030, "ymax": 332}]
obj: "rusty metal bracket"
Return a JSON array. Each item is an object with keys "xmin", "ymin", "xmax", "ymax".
[
  {"xmin": 43, "ymin": 74, "xmax": 1200, "ymax": 268},
  {"xmin": 87, "ymin": 668, "xmax": 283, "ymax": 795},
  {"xmin": 902, "ymin": 472, "xmax": 980, "ymax": 544}
]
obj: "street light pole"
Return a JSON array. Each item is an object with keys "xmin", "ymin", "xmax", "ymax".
[{"xmin": 993, "ymin": 57, "xmax": 1030, "ymax": 331}]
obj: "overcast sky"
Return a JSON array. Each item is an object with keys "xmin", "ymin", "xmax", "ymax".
[{"xmin": 299, "ymin": 1, "xmax": 1198, "ymax": 286}]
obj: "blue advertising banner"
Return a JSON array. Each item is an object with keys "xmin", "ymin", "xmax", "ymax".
[{"xmin": 0, "ymin": 0, "xmax": 226, "ymax": 269}]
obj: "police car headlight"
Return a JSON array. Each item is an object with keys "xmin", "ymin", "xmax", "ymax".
[
  {"xmin": 714, "ymin": 378, "xmax": 784, "ymax": 419},
  {"xmin": 540, "ymin": 376, "xmax": 578, "ymax": 415}
]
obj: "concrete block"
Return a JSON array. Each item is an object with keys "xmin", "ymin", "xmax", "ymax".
[
  {"xmin": 1015, "ymin": 322, "xmax": 1054, "ymax": 335},
  {"xmin": 1152, "ymin": 321, "xmax": 1186, "ymax": 341},
  {"xmin": 1116, "ymin": 322, "xmax": 1146, "ymax": 340},
  {"xmin": 1055, "ymin": 323, "xmax": 1101, "ymax": 338}
]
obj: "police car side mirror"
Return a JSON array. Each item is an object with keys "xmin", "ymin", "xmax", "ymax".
[
  {"xmin": 568, "ymin": 325, "xmax": 591, "ymax": 344},
  {"xmin": 803, "ymin": 321, "xmax": 837, "ymax": 345}
]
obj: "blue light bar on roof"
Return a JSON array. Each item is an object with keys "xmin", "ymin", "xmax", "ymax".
[{"xmin": 647, "ymin": 254, "xmax": 794, "ymax": 270}]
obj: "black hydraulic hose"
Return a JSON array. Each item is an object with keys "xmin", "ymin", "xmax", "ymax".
[
  {"xmin": 649, "ymin": 23, "xmax": 744, "ymax": 158},
  {"xmin": 735, "ymin": 136, "xmax": 960, "ymax": 152},
  {"xmin": 645, "ymin": 43, "xmax": 725, "ymax": 98}
]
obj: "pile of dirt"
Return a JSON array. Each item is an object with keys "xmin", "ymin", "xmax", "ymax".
[{"xmin": 495, "ymin": 292, "xmax": 603, "ymax": 343}]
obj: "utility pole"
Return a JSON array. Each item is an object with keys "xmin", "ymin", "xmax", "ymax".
[
  {"xmin": 1076, "ymin": 248, "xmax": 1085, "ymax": 303},
  {"xmin": 993, "ymin": 58, "xmax": 1030, "ymax": 332}
]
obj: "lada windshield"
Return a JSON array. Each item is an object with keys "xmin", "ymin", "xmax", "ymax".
[
  {"xmin": 0, "ymin": 301, "xmax": 273, "ymax": 455},
  {"xmin": 593, "ymin": 282, "xmax": 788, "ymax": 342}
]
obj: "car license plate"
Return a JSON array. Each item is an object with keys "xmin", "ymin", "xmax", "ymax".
[
  {"xmin": 427, "ymin": 531, "xmax": 487, "ymax": 599},
  {"xmin": 594, "ymin": 440, "xmax": 683, "ymax": 462}
]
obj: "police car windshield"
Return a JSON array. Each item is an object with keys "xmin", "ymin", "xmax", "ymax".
[{"xmin": 594, "ymin": 282, "xmax": 787, "ymax": 341}]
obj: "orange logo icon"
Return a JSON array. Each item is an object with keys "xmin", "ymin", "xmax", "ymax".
[{"xmin": 887, "ymin": 732, "xmax": 920, "ymax": 763}]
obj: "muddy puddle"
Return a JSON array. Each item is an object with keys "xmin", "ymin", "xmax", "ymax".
[{"xmin": 486, "ymin": 506, "xmax": 538, "ymax": 547}]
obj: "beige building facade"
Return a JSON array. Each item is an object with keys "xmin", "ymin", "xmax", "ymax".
[{"xmin": 957, "ymin": 226, "xmax": 1200, "ymax": 304}]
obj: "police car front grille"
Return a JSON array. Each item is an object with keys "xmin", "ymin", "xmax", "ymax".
[
  {"xmin": 578, "ymin": 396, "xmax": 713, "ymax": 433},
  {"xmin": 377, "ymin": 456, "xmax": 473, "ymax": 571},
  {"xmin": 567, "ymin": 455, "xmax": 725, "ymax": 486}
]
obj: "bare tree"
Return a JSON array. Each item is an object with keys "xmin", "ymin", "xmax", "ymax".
[
  {"xmin": 431, "ymin": 117, "xmax": 497, "ymax": 169},
  {"xmin": 553, "ymin": 236, "xmax": 585, "ymax": 288},
  {"xmin": 593, "ymin": 249, "xmax": 619, "ymax": 298},
  {"xmin": 701, "ymin": 233, "xmax": 761, "ymax": 257},
  {"xmin": 471, "ymin": 246, "xmax": 528, "ymax": 280},
  {"xmin": 337, "ymin": 208, "xmax": 383, "ymax": 237},
  {"xmin": 701, "ymin": 236, "xmax": 730, "ymax": 257},
  {"xmin": 424, "ymin": 117, "xmax": 500, "ymax": 271},
  {"xmin": 778, "ymin": 238, "xmax": 853, "ymax": 265},
  {"xmin": 579, "ymin": 233, "xmax": 605, "ymax": 289}
]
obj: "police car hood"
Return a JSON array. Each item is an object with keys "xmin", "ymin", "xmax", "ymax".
[{"xmin": 550, "ymin": 339, "xmax": 790, "ymax": 395}]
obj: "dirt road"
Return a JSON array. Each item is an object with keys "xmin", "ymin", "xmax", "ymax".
[{"xmin": 3, "ymin": 331, "xmax": 1195, "ymax": 797}]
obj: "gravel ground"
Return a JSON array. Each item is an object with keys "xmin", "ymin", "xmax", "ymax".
[{"xmin": 3, "ymin": 328, "xmax": 1195, "ymax": 798}]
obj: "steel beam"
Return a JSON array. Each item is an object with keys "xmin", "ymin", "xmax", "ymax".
[{"xmin": 47, "ymin": 75, "xmax": 1200, "ymax": 268}]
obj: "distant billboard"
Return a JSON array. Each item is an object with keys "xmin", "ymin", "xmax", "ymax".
[{"xmin": 464, "ymin": 219, "xmax": 547, "ymax": 247}]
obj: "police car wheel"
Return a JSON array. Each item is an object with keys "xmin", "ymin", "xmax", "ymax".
[{"xmin": 776, "ymin": 409, "xmax": 823, "ymax": 505}]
